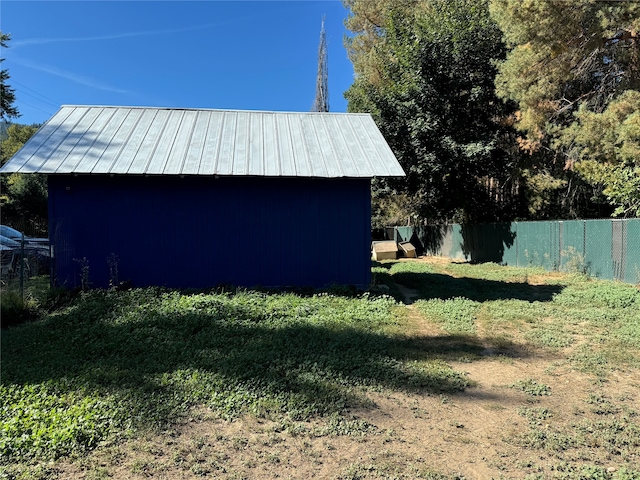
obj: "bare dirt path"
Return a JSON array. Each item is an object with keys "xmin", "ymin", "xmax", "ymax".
[{"xmin": 64, "ymin": 351, "xmax": 636, "ymax": 479}]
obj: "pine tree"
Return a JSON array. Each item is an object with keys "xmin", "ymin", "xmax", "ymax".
[
  {"xmin": 0, "ymin": 32, "xmax": 20, "ymax": 120},
  {"xmin": 312, "ymin": 17, "xmax": 329, "ymax": 112},
  {"xmin": 490, "ymin": 0, "xmax": 639, "ymax": 218}
]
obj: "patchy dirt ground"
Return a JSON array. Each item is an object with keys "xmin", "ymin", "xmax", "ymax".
[
  {"xmin": 55, "ymin": 331, "xmax": 640, "ymax": 479},
  {"xmin": 47, "ymin": 259, "xmax": 640, "ymax": 479}
]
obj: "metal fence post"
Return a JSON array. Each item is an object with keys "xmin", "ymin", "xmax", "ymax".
[{"xmin": 20, "ymin": 232, "xmax": 25, "ymax": 301}]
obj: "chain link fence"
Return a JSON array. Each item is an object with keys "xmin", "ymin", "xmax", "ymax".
[
  {"xmin": 387, "ymin": 219, "xmax": 640, "ymax": 284},
  {"xmin": 1, "ymin": 218, "xmax": 50, "ymax": 299}
]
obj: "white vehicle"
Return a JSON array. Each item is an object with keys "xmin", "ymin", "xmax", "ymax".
[
  {"xmin": 0, "ymin": 225, "xmax": 49, "ymax": 246},
  {"xmin": 0, "ymin": 229, "xmax": 50, "ymax": 276}
]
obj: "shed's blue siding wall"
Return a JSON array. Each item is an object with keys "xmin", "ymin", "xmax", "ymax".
[{"xmin": 48, "ymin": 175, "xmax": 371, "ymax": 289}]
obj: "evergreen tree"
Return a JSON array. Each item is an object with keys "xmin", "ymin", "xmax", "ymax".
[
  {"xmin": 490, "ymin": 0, "xmax": 639, "ymax": 218},
  {"xmin": 0, "ymin": 32, "xmax": 20, "ymax": 120}
]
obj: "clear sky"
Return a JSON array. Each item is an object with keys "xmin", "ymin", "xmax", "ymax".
[{"xmin": 1, "ymin": 1, "xmax": 355, "ymax": 126}]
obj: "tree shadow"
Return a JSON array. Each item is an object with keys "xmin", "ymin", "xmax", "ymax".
[
  {"xmin": 374, "ymin": 261, "xmax": 563, "ymax": 303},
  {"xmin": 460, "ymin": 223, "xmax": 516, "ymax": 264},
  {"xmin": 413, "ymin": 224, "xmax": 450, "ymax": 256},
  {"xmin": 1, "ymin": 289, "xmax": 532, "ymax": 435},
  {"xmin": 392, "ymin": 223, "xmax": 518, "ymax": 264},
  {"xmin": 394, "ymin": 271, "xmax": 562, "ymax": 303}
]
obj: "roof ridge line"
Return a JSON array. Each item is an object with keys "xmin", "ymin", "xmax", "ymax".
[{"xmin": 57, "ymin": 104, "xmax": 371, "ymax": 116}]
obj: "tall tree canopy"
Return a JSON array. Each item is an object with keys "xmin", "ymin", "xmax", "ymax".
[
  {"xmin": 491, "ymin": 0, "xmax": 640, "ymax": 142},
  {"xmin": 0, "ymin": 124, "xmax": 47, "ymax": 222},
  {"xmin": 343, "ymin": 0, "xmax": 419, "ymax": 82},
  {"xmin": 0, "ymin": 32, "xmax": 20, "ymax": 120},
  {"xmin": 344, "ymin": 0, "xmax": 522, "ymax": 224},
  {"xmin": 559, "ymin": 90, "xmax": 640, "ymax": 217},
  {"xmin": 490, "ymin": 0, "xmax": 640, "ymax": 217}
]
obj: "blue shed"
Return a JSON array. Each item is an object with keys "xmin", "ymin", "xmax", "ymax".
[{"xmin": 0, "ymin": 106, "xmax": 404, "ymax": 289}]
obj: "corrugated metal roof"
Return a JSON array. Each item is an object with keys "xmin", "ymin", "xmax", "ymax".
[{"xmin": 0, "ymin": 105, "xmax": 405, "ymax": 178}]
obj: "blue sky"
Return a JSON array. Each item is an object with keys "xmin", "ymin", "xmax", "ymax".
[{"xmin": 1, "ymin": 1, "xmax": 355, "ymax": 126}]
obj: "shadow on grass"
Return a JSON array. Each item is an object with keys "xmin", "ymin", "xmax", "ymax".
[
  {"xmin": 0, "ymin": 288, "xmax": 532, "ymax": 438},
  {"xmin": 374, "ymin": 263, "xmax": 564, "ymax": 303}
]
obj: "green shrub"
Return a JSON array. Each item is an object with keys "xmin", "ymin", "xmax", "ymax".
[{"xmin": 0, "ymin": 290, "xmax": 39, "ymax": 327}]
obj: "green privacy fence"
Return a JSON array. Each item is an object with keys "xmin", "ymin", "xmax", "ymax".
[{"xmin": 388, "ymin": 219, "xmax": 640, "ymax": 284}]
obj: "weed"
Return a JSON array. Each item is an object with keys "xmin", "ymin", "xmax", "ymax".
[
  {"xmin": 73, "ymin": 257, "xmax": 91, "ymax": 291},
  {"xmin": 512, "ymin": 392, "xmax": 640, "ymax": 475},
  {"xmin": 552, "ymin": 282, "xmax": 639, "ymax": 310},
  {"xmin": 106, "ymin": 253, "xmax": 119, "ymax": 288},
  {"xmin": 46, "ymin": 285, "xmax": 79, "ymax": 310},
  {"xmin": 615, "ymin": 314, "xmax": 640, "ymax": 349},
  {"xmin": 0, "ymin": 290, "xmax": 39, "ymax": 327},
  {"xmin": 190, "ymin": 463, "xmax": 211, "ymax": 476},
  {"xmin": 285, "ymin": 421, "xmax": 309, "ymax": 437},
  {"xmin": 265, "ymin": 453, "xmax": 281, "ymax": 464},
  {"xmin": 446, "ymin": 261, "xmax": 546, "ymax": 283},
  {"xmin": 84, "ymin": 467, "xmax": 111, "ymax": 480},
  {"xmin": 4, "ymin": 289, "xmax": 450, "ymax": 463},
  {"xmin": 131, "ymin": 459, "xmax": 161, "ymax": 475},
  {"xmin": 549, "ymin": 462, "xmax": 612, "ymax": 479},
  {"xmin": 415, "ymin": 297, "xmax": 479, "ymax": 335},
  {"xmin": 230, "ymin": 436, "xmax": 249, "ymax": 450},
  {"xmin": 514, "ymin": 427, "xmax": 578, "ymax": 451},
  {"xmin": 560, "ymin": 246, "xmax": 590, "ymax": 276},
  {"xmin": 313, "ymin": 414, "xmax": 378, "ymax": 437},
  {"xmin": 510, "ymin": 379, "xmax": 551, "ymax": 396},
  {"xmin": 570, "ymin": 345, "xmax": 611, "ymax": 377},
  {"xmin": 192, "ymin": 435, "xmax": 209, "ymax": 450},
  {"xmin": 586, "ymin": 394, "xmax": 620, "ymax": 415},
  {"xmin": 574, "ymin": 418, "xmax": 640, "ymax": 456},
  {"xmin": 0, "ymin": 383, "xmax": 125, "ymax": 462},
  {"xmin": 525, "ymin": 325, "xmax": 574, "ymax": 349},
  {"xmin": 518, "ymin": 407, "xmax": 553, "ymax": 425},
  {"xmin": 370, "ymin": 266, "xmax": 404, "ymax": 300},
  {"xmin": 229, "ymin": 474, "xmax": 250, "ymax": 480}
]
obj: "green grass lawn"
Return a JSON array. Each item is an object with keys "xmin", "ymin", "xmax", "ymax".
[
  {"xmin": 2, "ymin": 261, "xmax": 640, "ymax": 479},
  {"xmin": 380, "ymin": 260, "xmax": 640, "ymax": 374},
  {"xmin": 1, "ymin": 288, "xmax": 468, "ymax": 467}
]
